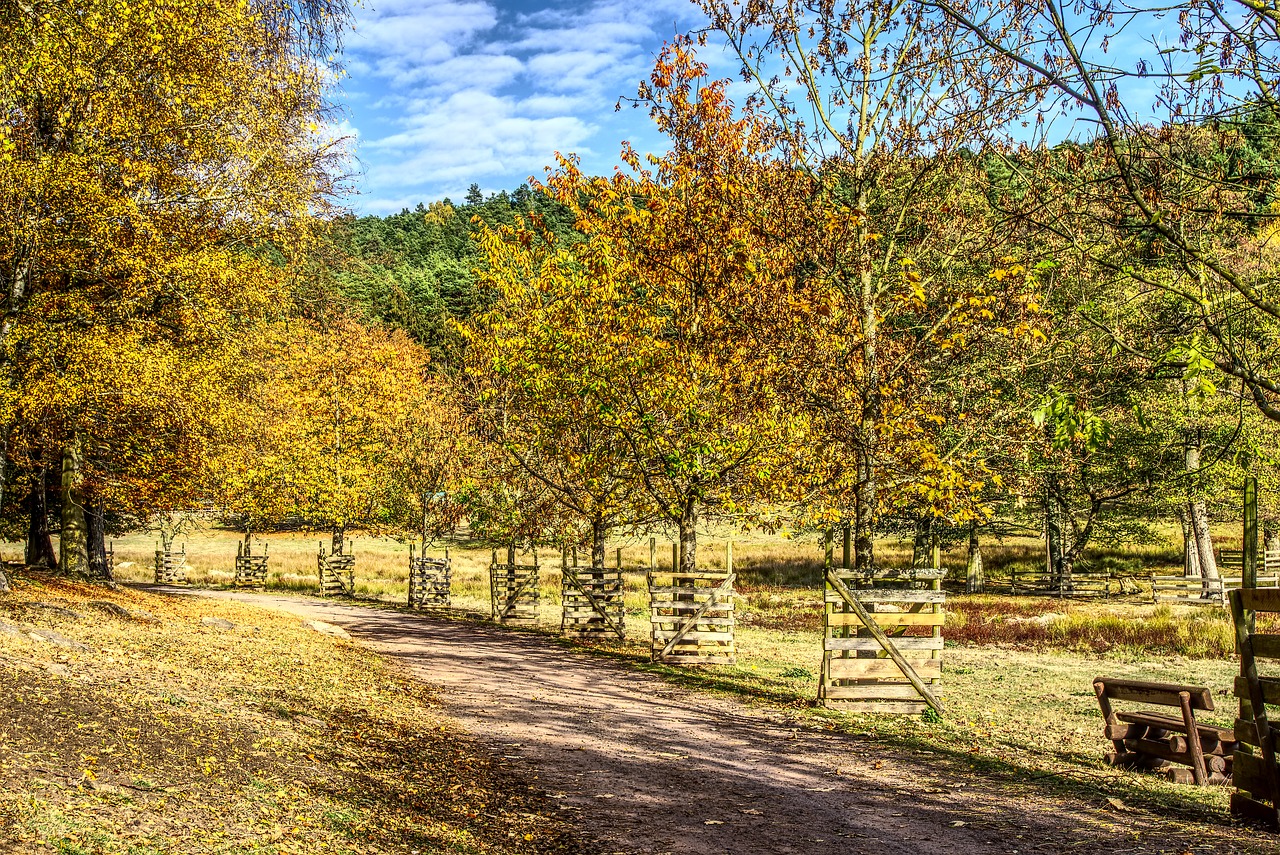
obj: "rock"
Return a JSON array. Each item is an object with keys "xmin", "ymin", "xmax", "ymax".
[
  {"xmin": 1006, "ymin": 612, "xmax": 1065, "ymax": 626},
  {"xmin": 45, "ymin": 662, "xmax": 72, "ymax": 678},
  {"xmin": 27, "ymin": 629, "xmax": 89, "ymax": 651},
  {"xmin": 200, "ymin": 617, "xmax": 236, "ymax": 630},
  {"xmin": 304, "ymin": 620, "xmax": 350, "ymax": 639},
  {"xmin": 87, "ymin": 601, "xmax": 160, "ymax": 623},
  {"xmin": 30, "ymin": 601, "xmax": 86, "ymax": 620}
]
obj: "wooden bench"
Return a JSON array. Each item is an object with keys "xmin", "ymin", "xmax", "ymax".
[{"xmin": 1095, "ymin": 677, "xmax": 1234, "ymax": 785}]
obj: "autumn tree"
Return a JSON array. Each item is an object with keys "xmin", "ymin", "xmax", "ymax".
[
  {"xmin": 208, "ymin": 317, "xmax": 451, "ymax": 551},
  {"xmin": 528, "ymin": 46, "xmax": 815, "ymax": 572},
  {"xmin": 671, "ymin": 16, "xmax": 1044, "ymax": 567},
  {"xmin": 461, "ymin": 222, "xmax": 652, "ymax": 565},
  {"xmin": 0, "ymin": 0, "xmax": 348, "ymax": 573}
]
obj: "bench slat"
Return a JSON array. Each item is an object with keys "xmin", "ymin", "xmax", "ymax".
[
  {"xmin": 1115, "ymin": 711, "xmax": 1234, "ymax": 742},
  {"xmin": 1095, "ymin": 677, "xmax": 1214, "ymax": 711}
]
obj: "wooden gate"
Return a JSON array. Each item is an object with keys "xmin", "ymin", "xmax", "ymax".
[
  {"xmin": 1229, "ymin": 587, "xmax": 1280, "ymax": 826},
  {"xmin": 154, "ymin": 543, "xmax": 188, "ymax": 585},
  {"xmin": 234, "ymin": 541, "xmax": 269, "ymax": 589},
  {"xmin": 490, "ymin": 550, "xmax": 539, "ymax": 625},
  {"xmin": 821, "ymin": 560, "xmax": 945, "ymax": 715},
  {"xmin": 318, "ymin": 543, "xmax": 355, "ymax": 597},
  {"xmin": 409, "ymin": 544, "xmax": 451, "ymax": 608},
  {"xmin": 648, "ymin": 557, "xmax": 735, "ymax": 664},
  {"xmin": 561, "ymin": 549, "xmax": 625, "ymax": 639}
]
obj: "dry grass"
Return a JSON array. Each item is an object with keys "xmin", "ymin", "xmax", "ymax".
[{"xmin": 0, "ymin": 571, "xmax": 588, "ymax": 855}]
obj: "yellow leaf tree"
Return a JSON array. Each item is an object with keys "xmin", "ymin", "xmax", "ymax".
[{"xmin": 0, "ymin": 0, "xmax": 348, "ymax": 573}]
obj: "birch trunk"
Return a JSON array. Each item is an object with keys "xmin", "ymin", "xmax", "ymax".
[
  {"xmin": 59, "ymin": 433, "xmax": 89, "ymax": 576},
  {"xmin": 965, "ymin": 521, "xmax": 984, "ymax": 593},
  {"xmin": 1184, "ymin": 437, "xmax": 1219, "ymax": 585},
  {"xmin": 678, "ymin": 497, "xmax": 698, "ymax": 574},
  {"xmin": 1177, "ymin": 507, "xmax": 1200, "ymax": 577}
]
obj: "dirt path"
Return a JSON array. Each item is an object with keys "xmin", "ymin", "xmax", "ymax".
[{"xmin": 179, "ymin": 591, "xmax": 1257, "ymax": 855}]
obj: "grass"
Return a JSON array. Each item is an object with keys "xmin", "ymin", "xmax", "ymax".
[{"xmin": 0, "ymin": 571, "xmax": 588, "ymax": 855}]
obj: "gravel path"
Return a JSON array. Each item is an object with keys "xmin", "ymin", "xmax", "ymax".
[{"xmin": 176, "ymin": 591, "xmax": 1258, "ymax": 855}]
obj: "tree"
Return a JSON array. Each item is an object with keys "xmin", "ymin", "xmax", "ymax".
[
  {"xmin": 930, "ymin": 0, "xmax": 1280, "ymax": 422},
  {"xmin": 0, "ymin": 0, "xmax": 348, "ymax": 572},
  {"xmin": 208, "ymin": 317, "xmax": 445, "ymax": 551},
  {"xmin": 462, "ymin": 222, "xmax": 652, "ymax": 565},
  {"xmin": 673, "ymin": 16, "xmax": 1045, "ymax": 566},
  {"xmin": 533, "ymin": 45, "xmax": 813, "ymax": 572}
]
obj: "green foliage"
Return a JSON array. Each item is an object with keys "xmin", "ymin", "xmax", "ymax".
[{"xmin": 326, "ymin": 188, "xmax": 578, "ymax": 367}]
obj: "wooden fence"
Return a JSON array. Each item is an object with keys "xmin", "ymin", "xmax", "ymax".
[
  {"xmin": 821, "ymin": 563, "xmax": 945, "ymax": 715},
  {"xmin": 318, "ymin": 543, "xmax": 355, "ymax": 597},
  {"xmin": 1228, "ymin": 587, "xmax": 1280, "ymax": 827},
  {"xmin": 561, "ymin": 548, "xmax": 625, "ymax": 640},
  {"xmin": 234, "ymin": 541, "xmax": 269, "ymax": 590},
  {"xmin": 408, "ymin": 544, "xmax": 451, "ymax": 608},
  {"xmin": 648, "ymin": 542, "xmax": 735, "ymax": 664},
  {"xmin": 154, "ymin": 543, "xmax": 188, "ymax": 585},
  {"xmin": 490, "ymin": 551, "xmax": 539, "ymax": 625}
]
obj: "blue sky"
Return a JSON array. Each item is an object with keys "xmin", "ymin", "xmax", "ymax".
[{"xmin": 337, "ymin": 0, "xmax": 725, "ymax": 215}]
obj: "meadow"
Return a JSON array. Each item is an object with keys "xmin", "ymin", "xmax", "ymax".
[{"xmin": 19, "ymin": 522, "xmax": 1255, "ymax": 824}]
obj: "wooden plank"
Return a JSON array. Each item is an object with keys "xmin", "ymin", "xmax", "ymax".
[
  {"xmin": 1234, "ymin": 676, "xmax": 1280, "ymax": 706},
  {"xmin": 652, "ymin": 630, "xmax": 735, "ymax": 642},
  {"xmin": 1115, "ymin": 711, "xmax": 1234, "ymax": 742},
  {"xmin": 822, "ymin": 684, "xmax": 940, "ymax": 700},
  {"xmin": 825, "ymin": 637, "xmax": 944, "ymax": 652},
  {"xmin": 827, "ymin": 658, "xmax": 943, "ymax": 680},
  {"xmin": 1234, "ymin": 751, "xmax": 1278, "ymax": 800},
  {"xmin": 823, "ymin": 700, "xmax": 927, "ymax": 714},
  {"xmin": 832, "ymin": 568, "xmax": 945, "ymax": 581},
  {"xmin": 1231, "ymin": 791, "xmax": 1280, "ymax": 827},
  {"xmin": 1251, "ymin": 635, "xmax": 1280, "ymax": 660},
  {"xmin": 824, "ymin": 590, "xmax": 946, "ymax": 604},
  {"xmin": 1240, "ymin": 588, "xmax": 1280, "ymax": 612},
  {"xmin": 826, "ymin": 612, "xmax": 945, "ymax": 627},
  {"xmin": 1238, "ymin": 719, "xmax": 1263, "ymax": 747},
  {"xmin": 649, "ymin": 599, "xmax": 735, "ymax": 610},
  {"xmin": 1094, "ymin": 677, "xmax": 1214, "ymax": 710}
]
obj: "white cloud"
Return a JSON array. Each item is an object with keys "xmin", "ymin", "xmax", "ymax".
[{"xmin": 343, "ymin": 0, "xmax": 716, "ymax": 210}]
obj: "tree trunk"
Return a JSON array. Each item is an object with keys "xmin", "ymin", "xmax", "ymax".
[
  {"xmin": 86, "ymin": 498, "xmax": 111, "ymax": 580},
  {"xmin": 0, "ymin": 563, "xmax": 8, "ymax": 593},
  {"xmin": 1177, "ymin": 506, "xmax": 1200, "ymax": 576},
  {"xmin": 1044, "ymin": 474, "xmax": 1064, "ymax": 583},
  {"xmin": 965, "ymin": 521, "xmax": 984, "ymax": 594},
  {"xmin": 25, "ymin": 471, "xmax": 56, "ymax": 568},
  {"xmin": 1184, "ymin": 435, "xmax": 1219, "ymax": 586},
  {"xmin": 911, "ymin": 517, "xmax": 932, "ymax": 568},
  {"xmin": 59, "ymin": 434, "xmax": 89, "ymax": 576},
  {"xmin": 331, "ymin": 526, "xmax": 345, "ymax": 555},
  {"xmin": 854, "ymin": 452, "xmax": 875, "ymax": 572},
  {"xmin": 678, "ymin": 497, "xmax": 698, "ymax": 574},
  {"xmin": 1266, "ymin": 522, "xmax": 1280, "ymax": 564},
  {"xmin": 591, "ymin": 518, "xmax": 607, "ymax": 569},
  {"xmin": 1189, "ymin": 501, "xmax": 1218, "ymax": 584}
]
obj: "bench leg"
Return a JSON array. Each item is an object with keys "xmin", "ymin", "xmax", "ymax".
[
  {"xmin": 1178, "ymin": 691, "xmax": 1208, "ymax": 786},
  {"xmin": 1095, "ymin": 680, "xmax": 1127, "ymax": 756}
]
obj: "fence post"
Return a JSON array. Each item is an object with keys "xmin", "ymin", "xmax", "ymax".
[{"xmin": 1246, "ymin": 476, "xmax": 1259, "ymax": 590}]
